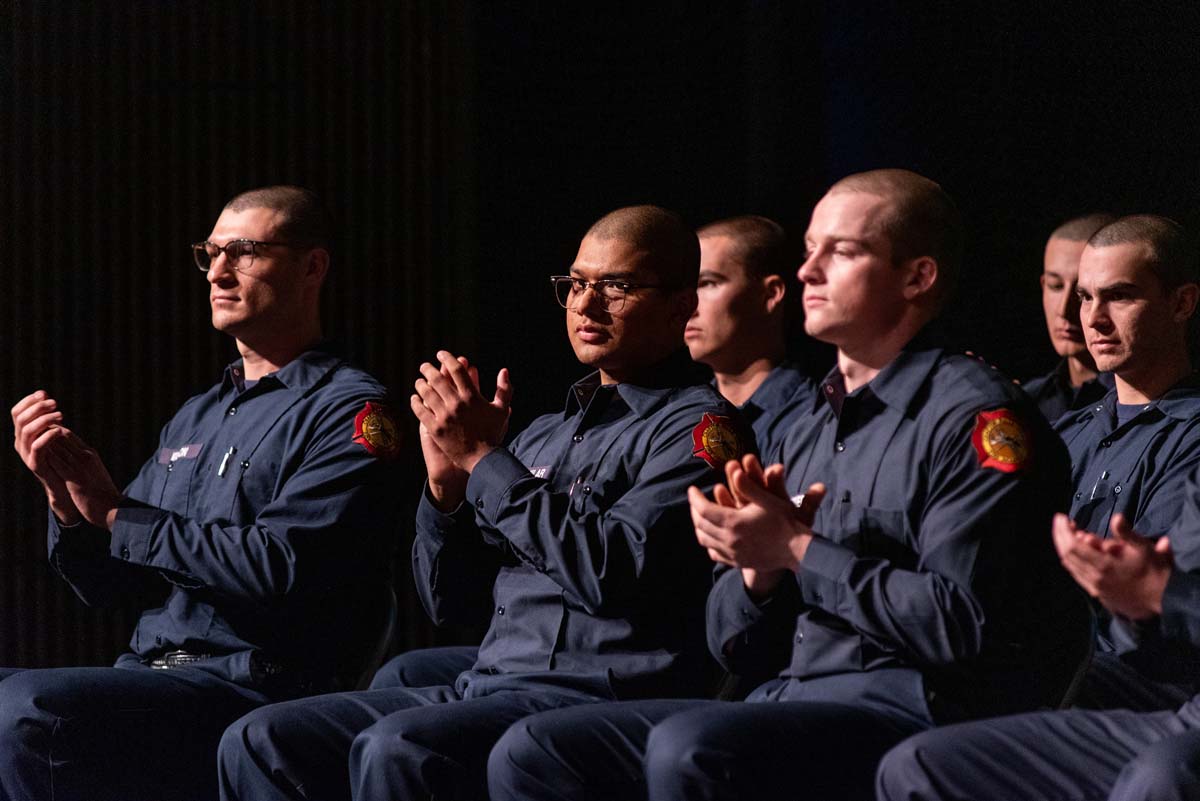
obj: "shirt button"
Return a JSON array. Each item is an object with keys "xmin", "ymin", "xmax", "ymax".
[
  {"xmin": 834, "ymin": 442, "xmax": 845, "ymax": 452},
  {"xmin": 1099, "ymin": 439, "xmax": 1110, "ymax": 447},
  {"xmin": 1074, "ymin": 492, "xmax": 1081, "ymax": 500},
  {"xmin": 155, "ymin": 635, "xmax": 163, "ymax": 645},
  {"xmin": 240, "ymin": 460, "xmax": 250, "ymax": 470},
  {"xmin": 795, "ymin": 631, "xmax": 804, "ymax": 644},
  {"xmin": 813, "ymin": 591, "xmax": 823, "ymax": 603},
  {"xmin": 572, "ymin": 434, "xmax": 583, "ymax": 443},
  {"xmin": 166, "ymin": 462, "xmax": 174, "ymax": 472},
  {"xmin": 120, "ymin": 546, "xmax": 130, "ymax": 560},
  {"xmin": 824, "ymin": 385, "xmax": 834, "ymax": 394},
  {"xmin": 1114, "ymin": 484, "xmax": 1123, "ymax": 494},
  {"xmin": 497, "ymin": 605, "xmax": 505, "ymax": 616},
  {"xmin": 475, "ymin": 499, "xmax": 485, "ymax": 511},
  {"xmin": 582, "ymin": 485, "xmax": 592, "ymax": 494},
  {"xmin": 228, "ymin": 407, "xmax": 238, "ymax": 416}
]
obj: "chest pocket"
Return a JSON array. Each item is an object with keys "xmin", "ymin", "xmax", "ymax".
[
  {"xmin": 228, "ymin": 456, "xmax": 282, "ymax": 522},
  {"xmin": 819, "ymin": 502, "xmax": 917, "ymax": 568},
  {"xmin": 154, "ymin": 455, "xmax": 203, "ymax": 516}
]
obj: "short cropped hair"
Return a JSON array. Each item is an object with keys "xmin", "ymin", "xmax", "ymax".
[
  {"xmin": 1050, "ymin": 213, "xmax": 1117, "ymax": 243},
  {"xmin": 224, "ymin": 185, "xmax": 334, "ymax": 251},
  {"xmin": 1088, "ymin": 214, "xmax": 1200, "ymax": 291},
  {"xmin": 586, "ymin": 205, "xmax": 700, "ymax": 288},
  {"xmin": 697, "ymin": 215, "xmax": 791, "ymax": 280},
  {"xmin": 828, "ymin": 169, "xmax": 964, "ymax": 307}
]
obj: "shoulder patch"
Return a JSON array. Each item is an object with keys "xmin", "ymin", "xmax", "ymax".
[
  {"xmin": 353, "ymin": 401, "xmax": 401, "ymax": 459},
  {"xmin": 971, "ymin": 408, "xmax": 1030, "ymax": 473},
  {"xmin": 692, "ymin": 412, "xmax": 743, "ymax": 468}
]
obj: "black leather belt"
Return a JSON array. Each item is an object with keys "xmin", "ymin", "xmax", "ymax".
[{"xmin": 148, "ymin": 650, "xmax": 211, "ymax": 669}]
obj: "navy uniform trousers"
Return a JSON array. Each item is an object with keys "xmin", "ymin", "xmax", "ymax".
[
  {"xmin": 489, "ymin": 673, "xmax": 930, "ymax": 801},
  {"xmin": 876, "ymin": 701, "xmax": 1200, "ymax": 801},
  {"xmin": 219, "ymin": 675, "xmax": 605, "ymax": 801},
  {"xmin": 0, "ymin": 662, "xmax": 264, "ymax": 801}
]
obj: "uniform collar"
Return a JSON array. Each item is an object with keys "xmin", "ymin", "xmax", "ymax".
[
  {"xmin": 1079, "ymin": 372, "xmax": 1200, "ymax": 423},
  {"xmin": 565, "ymin": 348, "xmax": 708, "ymax": 418},
  {"xmin": 1048, "ymin": 359, "xmax": 1114, "ymax": 395},
  {"xmin": 742, "ymin": 361, "xmax": 807, "ymax": 416},
  {"xmin": 819, "ymin": 332, "xmax": 942, "ymax": 415},
  {"xmin": 220, "ymin": 342, "xmax": 344, "ymax": 397}
]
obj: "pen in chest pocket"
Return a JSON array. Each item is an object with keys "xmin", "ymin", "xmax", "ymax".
[{"xmin": 217, "ymin": 446, "xmax": 237, "ymax": 477}]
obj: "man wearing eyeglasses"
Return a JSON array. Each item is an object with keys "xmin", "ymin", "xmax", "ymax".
[
  {"xmin": 217, "ymin": 205, "xmax": 746, "ymax": 801},
  {"xmin": 6, "ymin": 185, "xmax": 402, "ymax": 801}
]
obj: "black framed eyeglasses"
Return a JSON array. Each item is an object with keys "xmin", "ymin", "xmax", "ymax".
[
  {"xmin": 191, "ymin": 239, "xmax": 302, "ymax": 272},
  {"xmin": 550, "ymin": 275, "xmax": 669, "ymax": 313}
]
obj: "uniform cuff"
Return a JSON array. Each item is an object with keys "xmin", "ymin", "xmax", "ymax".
[
  {"xmin": 109, "ymin": 498, "xmax": 164, "ymax": 565},
  {"xmin": 465, "ymin": 448, "xmax": 530, "ymax": 526},
  {"xmin": 416, "ymin": 482, "xmax": 472, "ymax": 543},
  {"xmin": 797, "ymin": 535, "xmax": 855, "ymax": 612}
]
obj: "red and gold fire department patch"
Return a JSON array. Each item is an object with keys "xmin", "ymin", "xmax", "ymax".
[
  {"xmin": 353, "ymin": 402, "xmax": 401, "ymax": 459},
  {"xmin": 971, "ymin": 408, "xmax": 1030, "ymax": 473},
  {"xmin": 692, "ymin": 413, "xmax": 743, "ymax": 468}
]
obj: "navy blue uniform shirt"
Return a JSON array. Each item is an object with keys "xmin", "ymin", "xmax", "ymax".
[
  {"xmin": 707, "ymin": 336, "xmax": 1089, "ymax": 721},
  {"xmin": 1054, "ymin": 375, "xmax": 1200, "ymax": 684},
  {"xmin": 1023, "ymin": 360, "xmax": 1112, "ymax": 424},
  {"xmin": 47, "ymin": 345, "xmax": 401, "ymax": 696},
  {"xmin": 1058, "ymin": 375, "xmax": 1200, "ymax": 542},
  {"xmin": 413, "ymin": 351, "xmax": 747, "ymax": 700},
  {"xmin": 732, "ymin": 361, "xmax": 817, "ymax": 462}
]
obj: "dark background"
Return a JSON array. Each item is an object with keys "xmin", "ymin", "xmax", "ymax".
[{"xmin": 2, "ymin": 1, "xmax": 1199, "ymax": 667}]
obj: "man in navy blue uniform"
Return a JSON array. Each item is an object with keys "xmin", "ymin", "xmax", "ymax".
[
  {"xmin": 1053, "ymin": 215, "xmax": 1200, "ymax": 710},
  {"xmin": 5, "ymin": 186, "xmax": 402, "ymax": 801},
  {"xmin": 1024, "ymin": 213, "xmax": 1115, "ymax": 422},
  {"xmin": 217, "ymin": 205, "xmax": 746, "ymax": 801},
  {"xmin": 876, "ymin": 216, "xmax": 1200, "ymax": 801},
  {"xmin": 687, "ymin": 215, "xmax": 818, "ymax": 459},
  {"xmin": 367, "ymin": 214, "xmax": 818, "ymax": 694},
  {"xmin": 486, "ymin": 169, "xmax": 1089, "ymax": 801}
]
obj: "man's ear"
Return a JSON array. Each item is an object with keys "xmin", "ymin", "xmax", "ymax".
[
  {"xmin": 901, "ymin": 256, "xmax": 939, "ymax": 302},
  {"xmin": 306, "ymin": 248, "xmax": 331, "ymax": 286},
  {"xmin": 1172, "ymin": 282, "xmax": 1199, "ymax": 323},
  {"xmin": 762, "ymin": 275, "xmax": 787, "ymax": 315}
]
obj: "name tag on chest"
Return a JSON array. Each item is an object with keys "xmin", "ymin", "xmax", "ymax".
[{"xmin": 157, "ymin": 444, "xmax": 203, "ymax": 464}]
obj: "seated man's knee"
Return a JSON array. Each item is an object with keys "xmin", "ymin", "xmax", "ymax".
[
  {"xmin": 0, "ymin": 672, "xmax": 59, "ymax": 749},
  {"xmin": 218, "ymin": 704, "xmax": 286, "ymax": 772},
  {"xmin": 645, "ymin": 710, "xmax": 719, "ymax": 788},
  {"xmin": 487, "ymin": 718, "xmax": 545, "ymax": 800},
  {"xmin": 875, "ymin": 733, "xmax": 934, "ymax": 801},
  {"xmin": 1111, "ymin": 734, "xmax": 1200, "ymax": 801}
]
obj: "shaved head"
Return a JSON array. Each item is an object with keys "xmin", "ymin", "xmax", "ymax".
[
  {"xmin": 586, "ymin": 205, "xmax": 700, "ymax": 288},
  {"xmin": 224, "ymin": 185, "xmax": 333, "ymax": 251},
  {"xmin": 1050, "ymin": 213, "xmax": 1117, "ymax": 243},
  {"xmin": 828, "ymin": 169, "xmax": 963, "ymax": 307},
  {"xmin": 1088, "ymin": 214, "xmax": 1199, "ymax": 291},
  {"xmin": 697, "ymin": 215, "xmax": 791, "ymax": 280}
]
